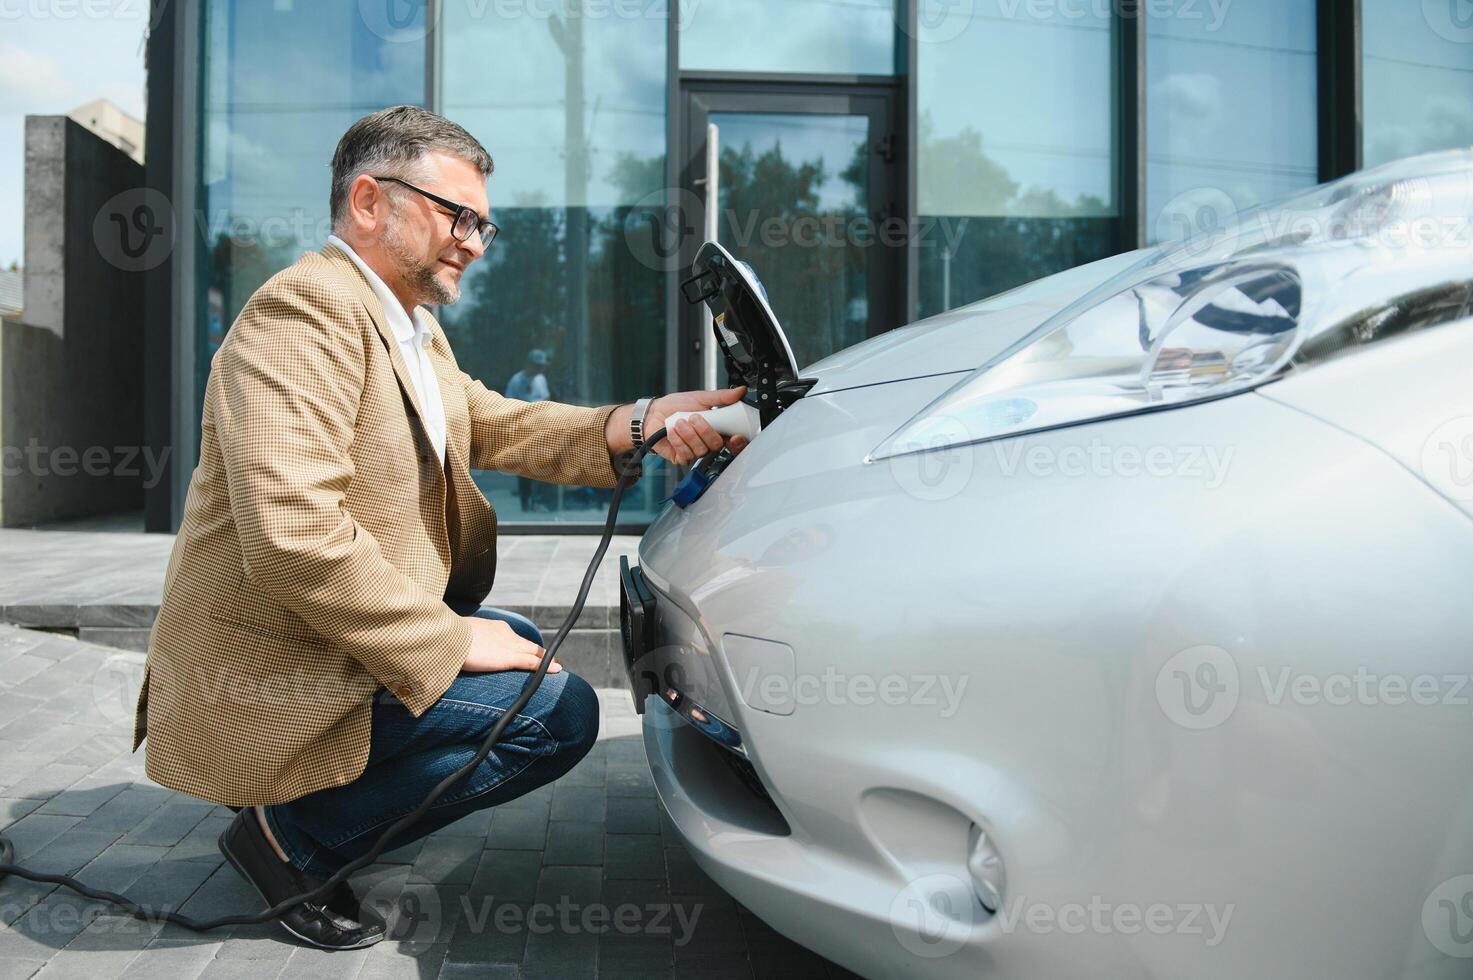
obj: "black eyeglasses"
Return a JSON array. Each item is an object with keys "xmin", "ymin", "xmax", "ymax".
[{"xmin": 372, "ymin": 175, "xmax": 499, "ymax": 248}]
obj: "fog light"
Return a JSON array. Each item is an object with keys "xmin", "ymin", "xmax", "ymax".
[{"xmin": 967, "ymin": 824, "xmax": 1005, "ymax": 913}]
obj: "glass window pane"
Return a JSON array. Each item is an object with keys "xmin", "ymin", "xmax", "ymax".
[
  {"xmin": 915, "ymin": 0, "xmax": 1118, "ymax": 317},
  {"xmin": 440, "ymin": 3, "xmax": 669, "ymax": 525},
  {"xmin": 712, "ymin": 112, "xmax": 871, "ymax": 367},
  {"xmin": 198, "ymin": 0, "xmax": 426, "ymax": 413},
  {"xmin": 1146, "ymin": 3, "xmax": 1318, "ymax": 246},
  {"xmin": 1363, "ymin": 0, "xmax": 1473, "ymax": 169},
  {"xmin": 679, "ymin": 0, "xmax": 897, "ymax": 75}
]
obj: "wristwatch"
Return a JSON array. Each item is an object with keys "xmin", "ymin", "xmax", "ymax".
[{"xmin": 630, "ymin": 397, "xmax": 656, "ymax": 450}]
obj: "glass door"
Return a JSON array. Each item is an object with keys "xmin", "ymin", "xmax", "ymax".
[{"xmin": 681, "ymin": 85, "xmax": 902, "ymax": 385}]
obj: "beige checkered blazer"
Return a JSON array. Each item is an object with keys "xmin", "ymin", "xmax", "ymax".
[{"xmin": 133, "ymin": 241, "xmax": 627, "ymax": 807}]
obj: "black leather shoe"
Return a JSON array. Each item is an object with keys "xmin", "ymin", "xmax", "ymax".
[{"xmin": 217, "ymin": 808, "xmax": 386, "ymax": 950}]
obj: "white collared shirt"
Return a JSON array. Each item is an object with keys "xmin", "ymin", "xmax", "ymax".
[{"xmin": 328, "ymin": 235, "xmax": 448, "ymax": 466}]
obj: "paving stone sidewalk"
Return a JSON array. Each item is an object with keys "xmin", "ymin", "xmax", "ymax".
[{"xmin": 0, "ymin": 625, "xmax": 859, "ymax": 979}]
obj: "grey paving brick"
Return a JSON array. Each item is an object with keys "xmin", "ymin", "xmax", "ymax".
[
  {"xmin": 209, "ymin": 919, "xmax": 295, "ymax": 963},
  {"xmin": 411, "ymin": 836, "xmax": 481, "ymax": 887},
  {"xmin": 438, "ymin": 962, "xmax": 517, "ymax": 980},
  {"xmin": 605, "ymin": 834, "xmax": 663, "ymax": 881},
  {"xmin": 608, "ymin": 763, "xmax": 656, "ymax": 798},
  {"xmin": 33, "ymin": 778, "xmax": 128, "ymax": 818},
  {"xmin": 165, "ymin": 813, "xmax": 232, "ymax": 863},
  {"xmin": 24, "ymin": 828, "xmax": 123, "ymax": 879},
  {"xmin": 74, "ymin": 786, "xmax": 173, "ymax": 835},
  {"xmin": 28, "ymin": 947, "xmax": 141, "ymax": 978},
  {"xmin": 600, "ymin": 932, "xmax": 675, "ymax": 980},
  {"xmin": 606, "ymin": 796, "xmax": 661, "ymax": 834},
  {"xmin": 121, "ymin": 801, "xmax": 213, "ymax": 847},
  {"xmin": 0, "ymin": 816, "xmax": 83, "ymax": 868},
  {"xmin": 543, "ymin": 820, "xmax": 603, "ymax": 867},
  {"xmin": 357, "ymin": 941, "xmax": 447, "ymax": 979},
  {"xmin": 0, "ymin": 889, "xmax": 110, "ymax": 962},
  {"xmin": 115, "ymin": 857, "xmax": 218, "ymax": 921},
  {"xmin": 115, "ymin": 941, "xmax": 216, "ymax": 979},
  {"xmin": 483, "ymin": 808, "xmax": 546, "ymax": 852},
  {"xmin": 468, "ymin": 850, "xmax": 541, "ymax": 904},
  {"xmin": 0, "ymin": 657, "xmax": 55, "ymax": 688},
  {"xmin": 1, "ymin": 766, "xmax": 91, "ymax": 803},
  {"xmin": 275, "ymin": 943, "xmax": 370, "ymax": 979},
  {"xmin": 443, "ymin": 896, "xmax": 529, "ymax": 967},
  {"xmin": 0, "ymin": 798, "xmax": 42, "ymax": 827},
  {"xmin": 0, "ymin": 959, "xmax": 45, "ymax": 979},
  {"xmin": 550, "ymin": 783, "xmax": 605, "ymax": 822},
  {"xmin": 72, "ymin": 842, "xmax": 169, "ymax": 897}
]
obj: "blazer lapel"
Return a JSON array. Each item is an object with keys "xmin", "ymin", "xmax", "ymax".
[{"xmin": 319, "ymin": 242, "xmax": 438, "ymax": 466}]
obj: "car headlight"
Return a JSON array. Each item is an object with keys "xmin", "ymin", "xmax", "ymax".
[{"xmin": 870, "ymin": 150, "xmax": 1473, "ymax": 463}]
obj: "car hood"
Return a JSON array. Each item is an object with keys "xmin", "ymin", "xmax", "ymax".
[{"xmin": 800, "ymin": 250, "xmax": 1145, "ymax": 395}]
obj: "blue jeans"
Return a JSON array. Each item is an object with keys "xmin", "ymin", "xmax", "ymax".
[{"xmin": 263, "ymin": 602, "xmax": 599, "ymax": 878}]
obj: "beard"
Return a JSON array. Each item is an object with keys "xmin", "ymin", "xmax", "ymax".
[{"xmin": 382, "ymin": 210, "xmax": 459, "ymax": 307}]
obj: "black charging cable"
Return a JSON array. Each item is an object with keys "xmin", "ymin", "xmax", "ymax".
[{"xmin": 0, "ymin": 429, "xmax": 667, "ymax": 932}]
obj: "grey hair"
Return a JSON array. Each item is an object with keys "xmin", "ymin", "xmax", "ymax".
[{"xmin": 329, "ymin": 105, "xmax": 493, "ymax": 231}]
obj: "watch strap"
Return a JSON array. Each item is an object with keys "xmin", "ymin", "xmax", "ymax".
[{"xmin": 630, "ymin": 396, "xmax": 655, "ymax": 449}]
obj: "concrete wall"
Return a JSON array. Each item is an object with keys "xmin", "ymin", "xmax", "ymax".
[{"xmin": 1, "ymin": 117, "xmax": 147, "ymax": 526}]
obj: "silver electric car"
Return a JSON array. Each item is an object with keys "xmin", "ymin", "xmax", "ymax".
[{"xmin": 620, "ymin": 150, "xmax": 1473, "ymax": 979}]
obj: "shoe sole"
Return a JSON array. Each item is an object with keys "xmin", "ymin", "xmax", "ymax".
[{"xmin": 217, "ymin": 824, "xmax": 384, "ymax": 951}]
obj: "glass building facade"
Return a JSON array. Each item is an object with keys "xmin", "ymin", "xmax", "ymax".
[{"xmin": 147, "ymin": 0, "xmax": 1473, "ymax": 532}]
